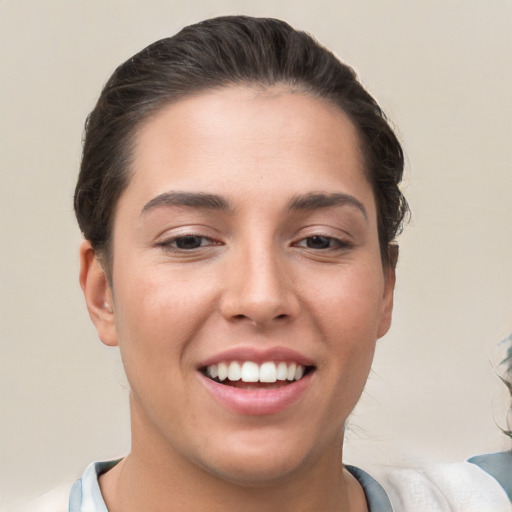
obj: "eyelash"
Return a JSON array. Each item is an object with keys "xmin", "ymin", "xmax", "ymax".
[
  {"xmin": 157, "ymin": 235, "xmax": 221, "ymax": 252},
  {"xmin": 157, "ymin": 234, "xmax": 351, "ymax": 253},
  {"xmin": 293, "ymin": 235, "xmax": 352, "ymax": 251}
]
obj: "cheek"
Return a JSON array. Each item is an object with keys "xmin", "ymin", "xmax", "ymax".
[
  {"xmin": 111, "ymin": 267, "xmax": 211, "ymax": 376},
  {"xmin": 111, "ymin": 276, "xmax": 205, "ymax": 420},
  {"xmin": 308, "ymin": 261, "xmax": 385, "ymax": 338},
  {"xmin": 115, "ymin": 260, "xmax": 207, "ymax": 330},
  {"xmin": 306, "ymin": 262, "xmax": 384, "ymax": 385}
]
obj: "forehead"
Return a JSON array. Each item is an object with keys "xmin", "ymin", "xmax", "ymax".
[{"xmin": 121, "ymin": 86, "xmax": 373, "ymax": 215}]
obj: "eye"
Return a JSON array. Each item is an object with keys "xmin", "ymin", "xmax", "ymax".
[
  {"xmin": 158, "ymin": 234, "xmax": 219, "ymax": 251},
  {"xmin": 174, "ymin": 235, "xmax": 209, "ymax": 249},
  {"xmin": 304, "ymin": 235, "xmax": 332, "ymax": 249},
  {"xmin": 296, "ymin": 235, "xmax": 349, "ymax": 250}
]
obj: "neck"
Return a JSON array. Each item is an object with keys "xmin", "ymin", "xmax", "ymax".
[{"xmin": 99, "ymin": 400, "xmax": 368, "ymax": 512}]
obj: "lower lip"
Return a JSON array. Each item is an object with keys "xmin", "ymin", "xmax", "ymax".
[{"xmin": 199, "ymin": 372, "xmax": 313, "ymax": 416}]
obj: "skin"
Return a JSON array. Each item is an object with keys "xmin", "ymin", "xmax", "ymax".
[{"xmin": 80, "ymin": 86, "xmax": 396, "ymax": 512}]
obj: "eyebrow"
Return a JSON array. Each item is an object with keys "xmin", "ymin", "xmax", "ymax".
[
  {"xmin": 287, "ymin": 192, "xmax": 368, "ymax": 220},
  {"xmin": 141, "ymin": 191, "xmax": 231, "ymax": 216}
]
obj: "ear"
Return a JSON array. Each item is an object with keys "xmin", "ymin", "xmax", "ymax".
[
  {"xmin": 377, "ymin": 244, "xmax": 398, "ymax": 339},
  {"xmin": 79, "ymin": 240, "xmax": 118, "ymax": 346}
]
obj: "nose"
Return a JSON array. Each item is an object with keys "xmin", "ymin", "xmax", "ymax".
[{"xmin": 219, "ymin": 243, "xmax": 300, "ymax": 328}]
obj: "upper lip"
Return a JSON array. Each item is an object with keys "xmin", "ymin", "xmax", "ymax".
[{"xmin": 197, "ymin": 346, "xmax": 315, "ymax": 369}]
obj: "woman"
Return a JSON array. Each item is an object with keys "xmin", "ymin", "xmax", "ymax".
[
  {"xmin": 73, "ymin": 16, "xmax": 402, "ymax": 511},
  {"xmin": 25, "ymin": 15, "xmax": 510, "ymax": 512}
]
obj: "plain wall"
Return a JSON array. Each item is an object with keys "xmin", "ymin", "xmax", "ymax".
[{"xmin": 1, "ymin": 0, "xmax": 511, "ymax": 507}]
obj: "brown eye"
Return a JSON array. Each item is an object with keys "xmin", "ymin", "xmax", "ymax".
[
  {"xmin": 305, "ymin": 236, "xmax": 333, "ymax": 249},
  {"xmin": 173, "ymin": 235, "xmax": 210, "ymax": 249},
  {"xmin": 294, "ymin": 235, "xmax": 351, "ymax": 252}
]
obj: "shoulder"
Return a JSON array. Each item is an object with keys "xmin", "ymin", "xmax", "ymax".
[
  {"xmin": 370, "ymin": 456, "xmax": 512, "ymax": 512},
  {"xmin": 8, "ymin": 483, "xmax": 71, "ymax": 512},
  {"xmin": 468, "ymin": 451, "xmax": 512, "ymax": 501},
  {"xmin": 7, "ymin": 459, "xmax": 120, "ymax": 512}
]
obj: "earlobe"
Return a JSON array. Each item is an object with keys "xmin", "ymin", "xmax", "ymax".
[{"xmin": 79, "ymin": 240, "xmax": 118, "ymax": 347}]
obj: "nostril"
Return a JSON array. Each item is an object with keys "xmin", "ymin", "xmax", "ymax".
[{"xmin": 229, "ymin": 312, "xmax": 288, "ymax": 324}]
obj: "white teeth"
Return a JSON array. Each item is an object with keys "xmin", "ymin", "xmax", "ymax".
[
  {"xmin": 287, "ymin": 362, "xmax": 297, "ymax": 381},
  {"xmin": 276, "ymin": 362, "xmax": 288, "ymax": 381},
  {"xmin": 209, "ymin": 364, "xmax": 218, "ymax": 379},
  {"xmin": 259, "ymin": 362, "xmax": 277, "ymax": 383},
  {"xmin": 240, "ymin": 361, "xmax": 259, "ymax": 382},
  {"xmin": 205, "ymin": 361, "xmax": 307, "ymax": 384},
  {"xmin": 217, "ymin": 362, "xmax": 228, "ymax": 381},
  {"xmin": 227, "ymin": 361, "xmax": 241, "ymax": 381}
]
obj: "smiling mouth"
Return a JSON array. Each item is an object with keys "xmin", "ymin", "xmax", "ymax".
[{"xmin": 200, "ymin": 361, "xmax": 315, "ymax": 388}]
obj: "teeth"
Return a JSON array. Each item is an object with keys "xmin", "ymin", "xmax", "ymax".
[
  {"xmin": 260, "ymin": 362, "xmax": 277, "ymax": 383},
  {"xmin": 217, "ymin": 362, "xmax": 228, "ymax": 381},
  {"xmin": 240, "ymin": 361, "xmax": 259, "ymax": 382},
  {"xmin": 287, "ymin": 362, "xmax": 296, "ymax": 381},
  {"xmin": 206, "ymin": 361, "xmax": 307, "ymax": 384},
  {"xmin": 276, "ymin": 362, "xmax": 288, "ymax": 381},
  {"xmin": 209, "ymin": 364, "xmax": 218, "ymax": 379},
  {"xmin": 227, "ymin": 361, "xmax": 241, "ymax": 381}
]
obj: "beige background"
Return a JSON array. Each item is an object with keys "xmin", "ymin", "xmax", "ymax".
[{"xmin": 1, "ymin": 0, "xmax": 511, "ymax": 508}]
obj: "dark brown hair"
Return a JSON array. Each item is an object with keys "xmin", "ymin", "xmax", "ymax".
[{"xmin": 74, "ymin": 15, "xmax": 409, "ymax": 271}]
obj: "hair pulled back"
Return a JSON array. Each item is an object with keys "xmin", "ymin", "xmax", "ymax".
[{"xmin": 75, "ymin": 15, "xmax": 409, "ymax": 268}]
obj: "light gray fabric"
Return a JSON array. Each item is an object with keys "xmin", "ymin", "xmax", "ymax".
[
  {"xmin": 346, "ymin": 465, "xmax": 393, "ymax": 511},
  {"xmin": 373, "ymin": 457, "xmax": 512, "ymax": 512},
  {"xmin": 69, "ymin": 460, "xmax": 119, "ymax": 512},
  {"xmin": 468, "ymin": 451, "xmax": 512, "ymax": 501}
]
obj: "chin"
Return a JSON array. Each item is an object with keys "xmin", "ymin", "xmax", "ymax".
[
  {"xmin": 204, "ymin": 454, "xmax": 311, "ymax": 487},
  {"xmin": 192, "ymin": 429, "xmax": 334, "ymax": 487}
]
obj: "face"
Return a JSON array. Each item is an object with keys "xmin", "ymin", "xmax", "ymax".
[{"xmin": 82, "ymin": 86, "xmax": 395, "ymax": 485}]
